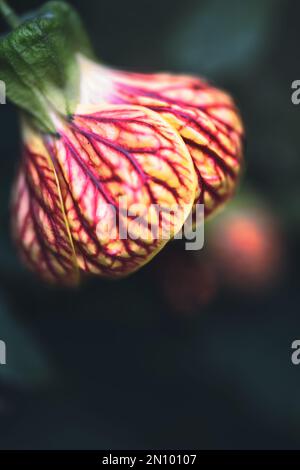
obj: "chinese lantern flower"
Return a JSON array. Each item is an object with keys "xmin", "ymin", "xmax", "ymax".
[
  {"xmin": 209, "ymin": 207, "xmax": 283, "ymax": 291},
  {"xmin": 0, "ymin": 0, "xmax": 244, "ymax": 285}
]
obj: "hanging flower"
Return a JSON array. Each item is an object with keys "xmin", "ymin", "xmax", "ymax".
[{"xmin": 0, "ymin": 0, "xmax": 244, "ymax": 285}]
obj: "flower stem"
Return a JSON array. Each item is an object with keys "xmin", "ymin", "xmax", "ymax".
[{"xmin": 0, "ymin": 0, "xmax": 20, "ymax": 29}]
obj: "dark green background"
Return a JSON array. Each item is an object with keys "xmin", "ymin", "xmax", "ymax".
[{"xmin": 0, "ymin": 0, "xmax": 300, "ymax": 449}]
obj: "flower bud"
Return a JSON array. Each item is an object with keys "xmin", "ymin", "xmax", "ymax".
[{"xmin": 2, "ymin": 1, "xmax": 244, "ymax": 284}]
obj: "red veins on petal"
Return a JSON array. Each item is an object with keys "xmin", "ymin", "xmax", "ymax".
[
  {"xmin": 48, "ymin": 105, "xmax": 196, "ymax": 278},
  {"xmin": 78, "ymin": 58, "xmax": 244, "ymax": 216},
  {"xmin": 12, "ymin": 125, "xmax": 79, "ymax": 285}
]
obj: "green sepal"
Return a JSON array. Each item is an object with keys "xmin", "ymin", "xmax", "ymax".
[{"xmin": 0, "ymin": 1, "xmax": 94, "ymax": 133}]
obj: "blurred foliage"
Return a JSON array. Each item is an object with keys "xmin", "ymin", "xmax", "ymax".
[
  {"xmin": 167, "ymin": 0, "xmax": 280, "ymax": 79},
  {"xmin": 0, "ymin": 0, "xmax": 299, "ymax": 450}
]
